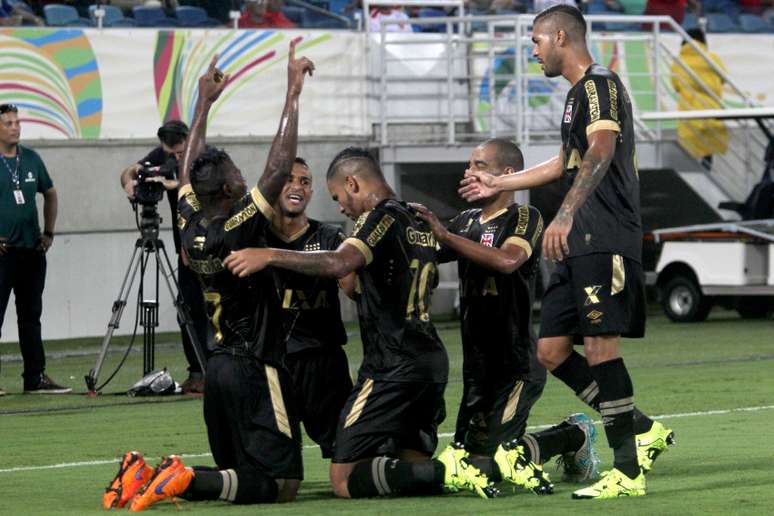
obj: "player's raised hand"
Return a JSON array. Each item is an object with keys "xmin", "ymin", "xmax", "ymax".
[
  {"xmin": 542, "ymin": 212, "xmax": 572, "ymax": 262},
  {"xmin": 458, "ymin": 169, "xmax": 498, "ymax": 202},
  {"xmin": 287, "ymin": 39, "xmax": 315, "ymax": 97},
  {"xmin": 409, "ymin": 202, "xmax": 447, "ymax": 240},
  {"xmin": 199, "ymin": 55, "xmax": 229, "ymax": 104},
  {"xmin": 224, "ymin": 248, "xmax": 272, "ymax": 277}
]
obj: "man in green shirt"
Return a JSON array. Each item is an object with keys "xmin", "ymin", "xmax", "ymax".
[{"xmin": 0, "ymin": 103, "xmax": 70, "ymax": 395}]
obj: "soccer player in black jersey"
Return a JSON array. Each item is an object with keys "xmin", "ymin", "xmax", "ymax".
[
  {"xmin": 412, "ymin": 138, "xmax": 600, "ymax": 494},
  {"xmin": 268, "ymin": 156, "xmax": 355, "ymax": 459},
  {"xmin": 458, "ymin": 6, "xmax": 674, "ymax": 500},
  {"xmin": 225, "ymin": 147, "xmax": 497, "ymax": 500},
  {"xmin": 105, "ymin": 43, "xmax": 316, "ymax": 511}
]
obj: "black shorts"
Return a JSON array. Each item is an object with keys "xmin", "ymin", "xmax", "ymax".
[
  {"xmin": 204, "ymin": 352, "xmax": 303, "ymax": 479},
  {"xmin": 539, "ymin": 253, "xmax": 646, "ymax": 339},
  {"xmin": 332, "ymin": 377, "xmax": 446, "ymax": 463},
  {"xmin": 285, "ymin": 346, "xmax": 353, "ymax": 458},
  {"xmin": 454, "ymin": 376, "xmax": 545, "ymax": 456}
]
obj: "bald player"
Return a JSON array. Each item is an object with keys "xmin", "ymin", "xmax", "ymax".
[{"xmin": 459, "ymin": 5, "xmax": 674, "ymax": 500}]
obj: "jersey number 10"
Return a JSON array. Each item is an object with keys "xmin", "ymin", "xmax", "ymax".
[{"xmin": 405, "ymin": 259, "xmax": 437, "ymax": 322}]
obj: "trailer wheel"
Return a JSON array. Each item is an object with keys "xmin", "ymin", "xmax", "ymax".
[
  {"xmin": 735, "ymin": 297, "xmax": 774, "ymax": 319},
  {"xmin": 661, "ymin": 276, "xmax": 712, "ymax": 322}
]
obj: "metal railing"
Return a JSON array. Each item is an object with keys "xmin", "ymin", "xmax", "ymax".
[{"xmin": 368, "ymin": 12, "xmax": 771, "ymax": 203}]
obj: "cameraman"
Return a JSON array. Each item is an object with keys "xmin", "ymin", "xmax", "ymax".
[{"xmin": 119, "ymin": 120, "xmax": 208, "ymax": 394}]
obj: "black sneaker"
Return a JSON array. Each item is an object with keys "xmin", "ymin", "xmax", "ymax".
[{"xmin": 24, "ymin": 374, "xmax": 72, "ymax": 394}]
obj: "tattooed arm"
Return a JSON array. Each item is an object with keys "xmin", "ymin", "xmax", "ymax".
[
  {"xmin": 224, "ymin": 243, "xmax": 365, "ymax": 279},
  {"xmin": 542, "ymin": 130, "xmax": 617, "ymax": 262}
]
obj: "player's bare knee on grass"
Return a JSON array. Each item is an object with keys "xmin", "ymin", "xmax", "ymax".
[
  {"xmin": 329, "ymin": 463, "xmax": 355, "ymax": 498},
  {"xmin": 276, "ymin": 479, "xmax": 301, "ymax": 502}
]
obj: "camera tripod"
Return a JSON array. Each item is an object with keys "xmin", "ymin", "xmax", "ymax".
[{"xmin": 85, "ymin": 203, "xmax": 206, "ymax": 393}]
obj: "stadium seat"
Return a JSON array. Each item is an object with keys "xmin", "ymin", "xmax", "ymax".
[
  {"xmin": 301, "ymin": 8, "xmax": 349, "ymax": 29},
  {"xmin": 739, "ymin": 14, "xmax": 772, "ymax": 33},
  {"xmin": 174, "ymin": 6, "xmax": 221, "ymax": 27},
  {"xmin": 282, "ymin": 6, "xmax": 305, "ymax": 25},
  {"xmin": 132, "ymin": 6, "xmax": 179, "ymax": 27},
  {"xmin": 682, "ymin": 12, "xmax": 700, "ymax": 29},
  {"xmin": 706, "ymin": 13, "xmax": 739, "ymax": 32},
  {"xmin": 619, "ymin": 0, "xmax": 646, "ymax": 15},
  {"xmin": 88, "ymin": 4, "xmax": 136, "ymax": 27},
  {"xmin": 328, "ymin": 0, "xmax": 350, "ymax": 15},
  {"xmin": 43, "ymin": 4, "xmax": 93, "ymax": 27},
  {"xmin": 415, "ymin": 7, "xmax": 446, "ymax": 33}
]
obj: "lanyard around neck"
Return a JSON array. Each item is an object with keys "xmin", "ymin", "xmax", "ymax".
[{"xmin": 2, "ymin": 152, "xmax": 20, "ymax": 190}]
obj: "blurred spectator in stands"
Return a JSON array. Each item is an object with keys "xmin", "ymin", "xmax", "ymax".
[
  {"xmin": 368, "ymin": 5, "xmax": 412, "ymax": 32},
  {"xmin": 644, "ymin": 0, "xmax": 700, "ymax": 26},
  {"xmin": 191, "ymin": 0, "xmax": 234, "ymax": 23},
  {"xmin": 739, "ymin": 0, "xmax": 763, "ymax": 14},
  {"xmin": 670, "ymin": 28, "xmax": 728, "ymax": 170},
  {"xmin": 0, "ymin": 0, "xmax": 44, "ymax": 25},
  {"xmin": 533, "ymin": 0, "xmax": 578, "ymax": 12},
  {"xmin": 465, "ymin": 0, "xmax": 527, "ymax": 14},
  {"xmin": 764, "ymin": 0, "xmax": 774, "ymax": 24},
  {"xmin": 703, "ymin": 0, "xmax": 741, "ymax": 21},
  {"xmin": 239, "ymin": 0, "xmax": 296, "ymax": 28}
]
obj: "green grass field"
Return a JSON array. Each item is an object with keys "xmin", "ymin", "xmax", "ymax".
[{"xmin": 1, "ymin": 311, "xmax": 773, "ymax": 515}]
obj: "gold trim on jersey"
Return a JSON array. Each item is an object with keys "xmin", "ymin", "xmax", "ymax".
[
  {"xmin": 515, "ymin": 204, "xmax": 530, "ymax": 236},
  {"xmin": 188, "ymin": 256, "xmax": 225, "ymax": 275},
  {"xmin": 351, "ymin": 210, "xmax": 372, "ymax": 236},
  {"xmin": 251, "ymin": 186, "xmax": 275, "ymax": 220},
  {"xmin": 366, "ymin": 214, "xmax": 394, "ymax": 247},
  {"xmin": 586, "ymin": 120, "xmax": 621, "ymax": 136},
  {"xmin": 224, "ymin": 203, "xmax": 257, "ymax": 232},
  {"xmin": 265, "ymin": 365, "xmax": 292, "ymax": 438},
  {"xmin": 611, "ymin": 254, "xmax": 625, "ymax": 296},
  {"xmin": 344, "ymin": 378, "xmax": 374, "ymax": 428},
  {"xmin": 177, "ymin": 213, "xmax": 187, "ymax": 231},
  {"xmin": 270, "ymin": 223, "xmax": 310, "ymax": 243},
  {"xmin": 531, "ymin": 214, "xmax": 544, "ymax": 249},
  {"xmin": 585, "ymin": 79, "xmax": 600, "ymax": 122},
  {"xmin": 501, "ymin": 381, "xmax": 524, "ymax": 424},
  {"xmin": 178, "ymin": 183, "xmax": 193, "ymax": 200},
  {"xmin": 343, "ymin": 237, "xmax": 373, "ymax": 266},
  {"xmin": 607, "ymin": 79, "xmax": 619, "ymax": 122},
  {"xmin": 503, "ymin": 236, "xmax": 532, "ymax": 259},
  {"xmin": 479, "ymin": 207, "xmax": 507, "ymax": 225}
]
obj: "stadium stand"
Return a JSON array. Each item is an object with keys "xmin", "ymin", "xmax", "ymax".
[
  {"xmin": 88, "ymin": 4, "xmax": 136, "ymax": 27},
  {"xmin": 174, "ymin": 5, "xmax": 221, "ymax": 26},
  {"xmin": 131, "ymin": 4, "xmax": 178, "ymax": 26},
  {"xmin": 43, "ymin": 3, "xmax": 92, "ymax": 26}
]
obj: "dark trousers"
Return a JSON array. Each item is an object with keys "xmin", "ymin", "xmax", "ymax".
[
  {"xmin": 0, "ymin": 248, "xmax": 47, "ymax": 386},
  {"xmin": 177, "ymin": 256, "xmax": 209, "ymax": 374}
]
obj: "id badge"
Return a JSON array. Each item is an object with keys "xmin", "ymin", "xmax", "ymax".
[{"xmin": 13, "ymin": 189, "xmax": 25, "ymax": 205}]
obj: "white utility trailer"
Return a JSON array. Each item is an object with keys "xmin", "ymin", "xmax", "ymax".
[{"xmin": 652, "ymin": 220, "xmax": 774, "ymax": 322}]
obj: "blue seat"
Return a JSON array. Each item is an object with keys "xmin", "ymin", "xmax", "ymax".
[
  {"xmin": 301, "ymin": 8, "xmax": 349, "ymax": 29},
  {"xmin": 415, "ymin": 7, "xmax": 445, "ymax": 32},
  {"xmin": 43, "ymin": 4, "xmax": 92, "ymax": 27},
  {"xmin": 328, "ymin": 0, "xmax": 350, "ymax": 15},
  {"xmin": 88, "ymin": 4, "xmax": 136, "ymax": 27},
  {"xmin": 739, "ymin": 14, "xmax": 771, "ymax": 33},
  {"xmin": 174, "ymin": 6, "xmax": 221, "ymax": 27},
  {"xmin": 282, "ymin": 6, "xmax": 305, "ymax": 25},
  {"xmin": 682, "ymin": 12, "xmax": 700, "ymax": 29},
  {"xmin": 706, "ymin": 13, "xmax": 739, "ymax": 32},
  {"xmin": 132, "ymin": 6, "xmax": 179, "ymax": 27}
]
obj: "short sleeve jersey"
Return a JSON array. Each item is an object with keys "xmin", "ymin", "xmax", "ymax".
[
  {"xmin": 267, "ymin": 220, "xmax": 348, "ymax": 354},
  {"xmin": 0, "ymin": 145, "xmax": 53, "ymax": 249},
  {"xmin": 178, "ymin": 184, "xmax": 283, "ymax": 365},
  {"xmin": 560, "ymin": 64, "xmax": 642, "ymax": 262},
  {"xmin": 344, "ymin": 199, "xmax": 448, "ymax": 383},
  {"xmin": 440, "ymin": 204, "xmax": 543, "ymax": 381}
]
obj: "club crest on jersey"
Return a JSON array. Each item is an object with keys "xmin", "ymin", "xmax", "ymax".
[
  {"xmin": 480, "ymin": 233, "xmax": 495, "ymax": 247},
  {"xmin": 564, "ymin": 101, "xmax": 573, "ymax": 123}
]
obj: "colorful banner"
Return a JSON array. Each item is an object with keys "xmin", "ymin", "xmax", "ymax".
[{"xmin": 0, "ymin": 28, "xmax": 366, "ymax": 139}]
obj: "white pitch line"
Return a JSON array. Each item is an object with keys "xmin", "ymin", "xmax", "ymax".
[{"xmin": 1, "ymin": 403, "xmax": 773, "ymax": 474}]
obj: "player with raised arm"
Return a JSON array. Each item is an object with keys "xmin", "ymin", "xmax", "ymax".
[
  {"xmin": 224, "ymin": 147, "xmax": 497, "ymax": 500},
  {"xmin": 101, "ymin": 42, "xmax": 316, "ymax": 511},
  {"xmin": 458, "ymin": 6, "xmax": 673, "ymax": 500},
  {"xmin": 412, "ymin": 138, "xmax": 600, "ymax": 495}
]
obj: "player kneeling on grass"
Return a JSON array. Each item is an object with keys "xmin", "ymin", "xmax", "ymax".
[
  {"xmin": 411, "ymin": 138, "xmax": 600, "ymax": 496},
  {"xmin": 224, "ymin": 148, "xmax": 497, "ymax": 500},
  {"xmin": 101, "ymin": 41, "xmax": 314, "ymax": 511}
]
